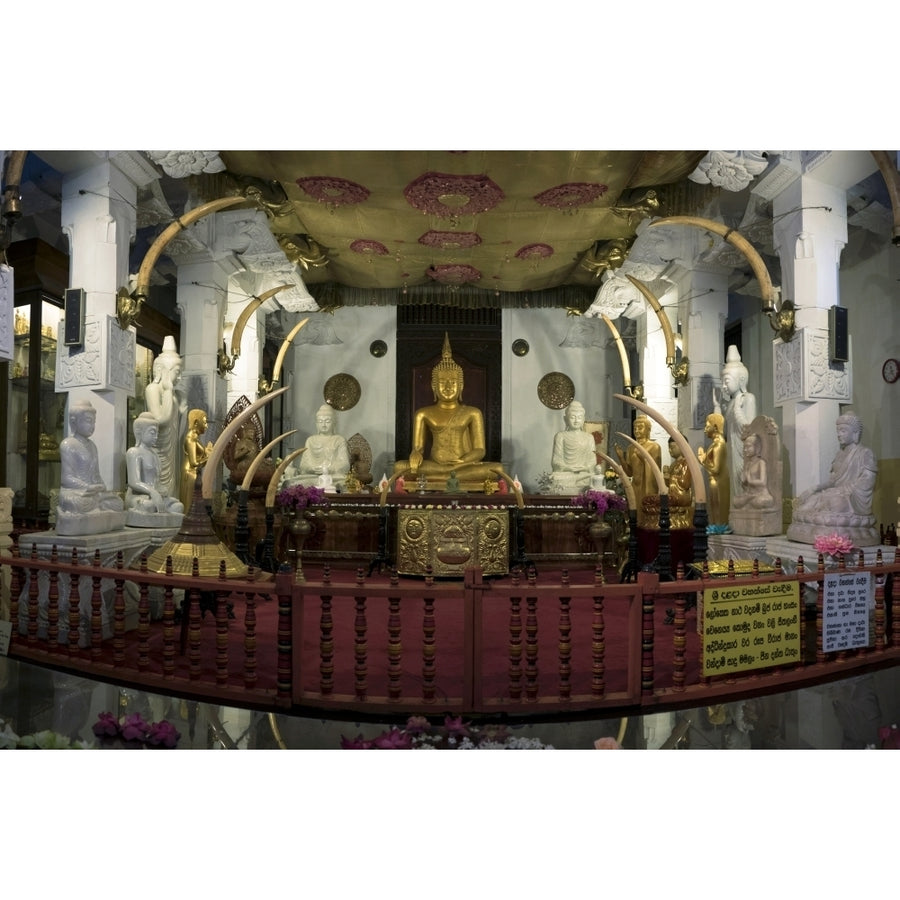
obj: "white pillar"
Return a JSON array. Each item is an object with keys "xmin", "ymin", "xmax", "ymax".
[{"xmin": 57, "ymin": 153, "xmax": 158, "ymax": 492}]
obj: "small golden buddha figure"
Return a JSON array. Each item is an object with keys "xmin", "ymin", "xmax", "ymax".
[{"xmin": 394, "ymin": 334, "xmax": 504, "ymax": 491}]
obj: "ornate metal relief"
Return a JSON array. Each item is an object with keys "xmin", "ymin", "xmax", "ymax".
[
  {"xmin": 396, "ymin": 507, "xmax": 509, "ymax": 577},
  {"xmin": 537, "ymin": 372, "xmax": 575, "ymax": 409}
]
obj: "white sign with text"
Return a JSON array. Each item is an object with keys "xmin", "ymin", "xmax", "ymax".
[{"xmin": 823, "ymin": 571, "xmax": 872, "ymax": 653}]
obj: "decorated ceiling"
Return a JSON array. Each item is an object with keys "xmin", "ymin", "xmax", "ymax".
[{"xmin": 215, "ymin": 150, "xmax": 709, "ymax": 301}]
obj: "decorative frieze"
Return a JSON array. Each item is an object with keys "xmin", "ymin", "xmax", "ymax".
[{"xmin": 773, "ymin": 328, "xmax": 852, "ymax": 405}]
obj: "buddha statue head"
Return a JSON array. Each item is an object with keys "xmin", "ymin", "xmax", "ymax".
[{"xmin": 431, "ymin": 333, "xmax": 464, "ymax": 402}]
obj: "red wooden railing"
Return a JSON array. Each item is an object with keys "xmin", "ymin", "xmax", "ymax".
[{"xmin": 2, "ymin": 542, "xmax": 899, "ymax": 718}]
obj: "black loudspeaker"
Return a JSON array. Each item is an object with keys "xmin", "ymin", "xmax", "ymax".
[
  {"xmin": 829, "ymin": 305, "xmax": 849, "ymax": 363},
  {"xmin": 64, "ymin": 287, "xmax": 85, "ymax": 347}
]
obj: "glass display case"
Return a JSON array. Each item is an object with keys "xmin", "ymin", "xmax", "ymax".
[{"xmin": 6, "ymin": 297, "xmax": 64, "ymax": 524}]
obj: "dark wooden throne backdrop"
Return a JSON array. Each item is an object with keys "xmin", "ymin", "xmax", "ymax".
[{"xmin": 395, "ymin": 307, "xmax": 502, "ymax": 466}]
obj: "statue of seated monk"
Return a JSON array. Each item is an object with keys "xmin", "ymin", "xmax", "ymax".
[
  {"xmin": 125, "ymin": 412, "xmax": 185, "ymax": 527},
  {"xmin": 394, "ymin": 333, "xmax": 504, "ymax": 491},
  {"xmin": 787, "ymin": 412, "xmax": 879, "ymax": 546},
  {"xmin": 57, "ymin": 399, "xmax": 126, "ymax": 536},
  {"xmin": 548, "ymin": 400, "xmax": 596, "ymax": 494}
]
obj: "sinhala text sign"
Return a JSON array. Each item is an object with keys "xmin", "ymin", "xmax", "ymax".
[
  {"xmin": 701, "ymin": 581, "xmax": 801, "ymax": 676},
  {"xmin": 823, "ymin": 571, "xmax": 872, "ymax": 653}
]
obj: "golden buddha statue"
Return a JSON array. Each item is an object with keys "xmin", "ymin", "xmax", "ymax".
[{"xmin": 394, "ymin": 334, "xmax": 504, "ymax": 491}]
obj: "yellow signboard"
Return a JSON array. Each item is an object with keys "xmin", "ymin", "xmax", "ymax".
[{"xmin": 701, "ymin": 580, "xmax": 801, "ymax": 676}]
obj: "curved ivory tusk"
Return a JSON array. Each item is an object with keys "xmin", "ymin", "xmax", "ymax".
[
  {"xmin": 625, "ymin": 275, "xmax": 676, "ymax": 365},
  {"xmin": 617, "ymin": 432, "xmax": 667, "ymax": 496},
  {"xmin": 595, "ymin": 450, "xmax": 637, "ymax": 511},
  {"xmin": 871, "ymin": 151, "xmax": 900, "ymax": 245},
  {"xmin": 201, "ymin": 384, "xmax": 290, "ymax": 501},
  {"xmin": 649, "ymin": 215, "xmax": 775, "ymax": 312},
  {"xmin": 240, "ymin": 429, "xmax": 298, "ymax": 492},
  {"xmin": 614, "ymin": 393, "xmax": 706, "ymax": 504},
  {"xmin": 230, "ymin": 284, "xmax": 293, "ymax": 361},
  {"xmin": 265, "ymin": 447, "xmax": 308, "ymax": 508},
  {"xmin": 271, "ymin": 318, "xmax": 310, "ymax": 386},
  {"xmin": 601, "ymin": 313, "xmax": 632, "ymax": 391},
  {"xmin": 135, "ymin": 196, "xmax": 246, "ymax": 298}
]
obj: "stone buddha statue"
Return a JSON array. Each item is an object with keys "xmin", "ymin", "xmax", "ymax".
[
  {"xmin": 548, "ymin": 400, "xmax": 596, "ymax": 494},
  {"xmin": 57, "ymin": 399, "xmax": 126, "ymax": 536},
  {"xmin": 787, "ymin": 412, "xmax": 879, "ymax": 546},
  {"xmin": 394, "ymin": 333, "xmax": 504, "ymax": 491},
  {"xmin": 125, "ymin": 412, "xmax": 185, "ymax": 527}
]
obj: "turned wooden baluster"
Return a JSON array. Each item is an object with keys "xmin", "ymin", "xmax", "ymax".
[
  {"xmin": 641, "ymin": 578, "xmax": 655, "ymax": 697},
  {"xmin": 557, "ymin": 569, "xmax": 572, "ymax": 700},
  {"xmin": 89, "ymin": 550, "xmax": 102, "ymax": 661},
  {"xmin": 137, "ymin": 555, "xmax": 150, "ymax": 671},
  {"xmin": 354, "ymin": 568, "xmax": 368, "ymax": 701},
  {"xmin": 162, "ymin": 557, "xmax": 176, "ymax": 679},
  {"xmin": 244, "ymin": 577, "xmax": 258, "ymax": 691},
  {"xmin": 27, "ymin": 544, "xmax": 39, "ymax": 645},
  {"xmin": 892, "ymin": 547, "xmax": 900, "ymax": 649},
  {"xmin": 835, "ymin": 553, "xmax": 849, "ymax": 661},
  {"xmin": 524, "ymin": 568, "xmax": 539, "ymax": 702},
  {"xmin": 9, "ymin": 544, "xmax": 21, "ymax": 636},
  {"xmin": 387, "ymin": 569, "xmax": 402, "ymax": 701},
  {"xmin": 215, "ymin": 560, "xmax": 229, "ymax": 686},
  {"xmin": 591, "ymin": 578, "xmax": 605, "ymax": 698},
  {"xmin": 47, "ymin": 545, "xmax": 60, "ymax": 650},
  {"xmin": 815, "ymin": 553, "xmax": 826, "ymax": 664},
  {"xmin": 422, "ymin": 567, "xmax": 436, "ymax": 702},
  {"xmin": 187, "ymin": 558, "xmax": 203, "ymax": 680},
  {"xmin": 698, "ymin": 559, "xmax": 711, "ymax": 686},
  {"xmin": 275, "ymin": 563, "xmax": 293, "ymax": 704},
  {"xmin": 113, "ymin": 551, "xmax": 126, "ymax": 665},
  {"xmin": 508, "ymin": 567, "xmax": 523, "ymax": 700},
  {"xmin": 66, "ymin": 548, "xmax": 80, "ymax": 654},
  {"xmin": 319, "ymin": 564, "xmax": 334, "ymax": 695},
  {"xmin": 671, "ymin": 562, "xmax": 687, "ymax": 692},
  {"xmin": 871, "ymin": 549, "xmax": 885, "ymax": 653},
  {"xmin": 788, "ymin": 557, "xmax": 806, "ymax": 669}
]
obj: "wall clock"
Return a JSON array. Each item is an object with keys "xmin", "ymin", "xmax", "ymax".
[{"xmin": 883, "ymin": 358, "xmax": 900, "ymax": 384}]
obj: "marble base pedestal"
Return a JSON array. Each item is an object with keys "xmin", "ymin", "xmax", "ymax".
[{"xmin": 16, "ymin": 525, "xmax": 181, "ymax": 646}]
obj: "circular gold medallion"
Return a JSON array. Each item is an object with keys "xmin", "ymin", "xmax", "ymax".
[
  {"xmin": 537, "ymin": 372, "xmax": 575, "ymax": 409},
  {"xmin": 324, "ymin": 373, "xmax": 361, "ymax": 411}
]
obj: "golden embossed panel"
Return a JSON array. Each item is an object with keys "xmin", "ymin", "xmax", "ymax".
[{"xmin": 397, "ymin": 508, "xmax": 509, "ymax": 577}]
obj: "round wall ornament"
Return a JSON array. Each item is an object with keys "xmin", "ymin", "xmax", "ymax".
[
  {"xmin": 882, "ymin": 358, "xmax": 899, "ymax": 384},
  {"xmin": 537, "ymin": 372, "xmax": 575, "ymax": 409},
  {"xmin": 324, "ymin": 373, "xmax": 362, "ymax": 410}
]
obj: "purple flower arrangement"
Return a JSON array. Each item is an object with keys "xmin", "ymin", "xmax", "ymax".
[
  {"xmin": 275, "ymin": 484, "xmax": 327, "ymax": 511},
  {"xmin": 92, "ymin": 712, "xmax": 181, "ymax": 749},
  {"xmin": 570, "ymin": 489, "xmax": 627, "ymax": 515}
]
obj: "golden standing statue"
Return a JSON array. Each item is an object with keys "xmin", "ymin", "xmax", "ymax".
[{"xmin": 394, "ymin": 334, "xmax": 504, "ymax": 491}]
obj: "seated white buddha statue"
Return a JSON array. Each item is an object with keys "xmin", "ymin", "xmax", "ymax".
[
  {"xmin": 548, "ymin": 400, "xmax": 596, "ymax": 494},
  {"xmin": 291, "ymin": 404, "xmax": 350, "ymax": 491},
  {"xmin": 57, "ymin": 399, "xmax": 126, "ymax": 536},
  {"xmin": 787, "ymin": 412, "xmax": 879, "ymax": 546},
  {"xmin": 393, "ymin": 334, "xmax": 504, "ymax": 491},
  {"xmin": 124, "ymin": 412, "xmax": 185, "ymax": 527}
]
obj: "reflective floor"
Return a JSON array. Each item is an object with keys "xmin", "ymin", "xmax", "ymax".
[{"xmin": 1, "ymin": 653, "xmax": 898, "ymax": 749}]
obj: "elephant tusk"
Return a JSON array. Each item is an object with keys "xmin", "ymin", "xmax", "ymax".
[
  {"xmin": 201, "ymin": 384, "xmax": 290, "ymax": 501},
  {"xmin": 616, "ymin": 432, "xmax": 667, "ymax": 496},
  {"xmin": 265, "ymin": 447, "xmax": 308, "ymax": 509},
  {"xmin": 595, "ymin": 450, "xmax": 637, "ymax": 512},
  {"xmin": 240, "ymin": 429, "xmax": 298, "ymax": 492},
  {"xmin": 649, "ymin": 215, "xmax": 775, "ymax": 313},
  {"xmin": 614, "ymin": 393, "xmax": 706, "ymax": 504},
  {"xmin": 230, "ymin": 284, "xmax": 293, "ymax": 362},
  {"xmin": 271, "ymin": 317, "xmax": 309, "ymax": 386},
  {"xmin": 134, "ymin": 196, "xmax": 246, "ymax": 300},
  {"xmin": 601, "ymin": 313, "xmax": 633, "ymax": 392},
  {"xmin": 625, "ymin": 275, "xmax": 676, "ymax": 365}
]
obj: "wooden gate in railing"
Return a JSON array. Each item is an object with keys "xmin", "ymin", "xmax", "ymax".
[{"xmin": 2, "ymin": 543, "xmax": 899, "ymax": 718}]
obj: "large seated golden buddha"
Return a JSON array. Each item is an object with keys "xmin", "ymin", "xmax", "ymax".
[{"xmin": 394, "ymin": 334, "xmax": 506, "ymax": 491}]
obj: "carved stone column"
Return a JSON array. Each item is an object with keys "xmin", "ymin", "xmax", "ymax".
[
  {"xmin": 758, "ymin": 152, "xmax": 877, "ymax": 501},
  {"xmin": 58, "ymin": 153, "xmax": 158, "ymax": 492}
]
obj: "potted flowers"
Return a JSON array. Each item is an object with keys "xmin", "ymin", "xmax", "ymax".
[
  {"xmin": 274, "ymin": 484, "xmax": 327, "ymax": 572},
  {"xmin": 572, "ymin": 488, "xmax": 627, "ymax": 566}
]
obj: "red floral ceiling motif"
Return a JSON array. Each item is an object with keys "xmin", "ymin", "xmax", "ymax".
[
  {"xmin": 296, "ymin": 176, "xmax": 370, "ymax": 206},
  {"xmin": 426, "ymin": 264, "xmax": 482, "ymax": 285},
  {"xmin": 350, "ymin": 239, "xmax": 389, "ymax": 255},
  {"xmin": 515, "ymin": 243, "xmax": 554, "ymax": 259},
  {"xmin": 534, "ymin": 182, "xmax": 608, "ymax": 210},
  {"xmin": 404, "ymin": 172, "xmax": 504, "ymax": 217},
  {"xmin": 418, "ymin": 230, "xmax": 482, "ymax": 250}
]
